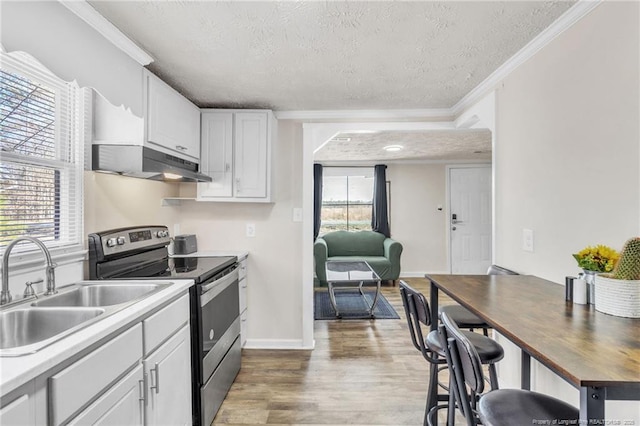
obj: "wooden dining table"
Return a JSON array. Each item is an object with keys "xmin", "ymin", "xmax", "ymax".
[{"xmin": 426, "ymin": 273, "xmax": 640, "ymax": 423}]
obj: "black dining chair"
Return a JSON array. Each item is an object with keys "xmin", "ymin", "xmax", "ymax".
[
  {"xmin": 439, "ymin": 265, "xmax": 518, "ymax": 336},
  {"xmin": 399, "ymin": 281, "xmax": 504, "ymax": 426},
  {"xmin": 439, "ymin": 310, "xmax": 579, "ymax": 426}
]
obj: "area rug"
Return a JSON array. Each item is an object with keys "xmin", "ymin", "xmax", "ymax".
[{"xmin": 314, "ymin": 289, "xmax": 400, "ymax": 320}]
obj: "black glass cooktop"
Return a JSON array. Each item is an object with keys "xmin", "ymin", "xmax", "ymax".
[{"xmin": 107, "ymin": 255, "xmax": 236, "ymax": 284}]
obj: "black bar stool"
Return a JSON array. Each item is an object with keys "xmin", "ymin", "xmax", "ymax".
[
  {"xmin": 439, "ymin": 311, "xmax": 579, "ymax": 425},
  {"xmin": 399, "ymin": 281, "xmax": 504, "ymax": 426}
]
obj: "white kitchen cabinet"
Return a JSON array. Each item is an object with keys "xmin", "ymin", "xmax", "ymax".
[
  {"xmin": 143, "ymin": 325, "xmax": 192, "ymax": 426},
  {"xmin": 144, "ymin": 70, "xmax": 200, "ymax": 161},
  {"xmin": 0, "ymin": 394, "xmax": 32, "ymax": 425},
  {"xmin": 198, "ymin": 110, "xmax": 275, "ymax": 202},
  {"xmin": 50, "ymin": 324, "xmax": 143, "ymax": 425},
  {"xmin": 68, "ymin": 365, "xmax": 144, "ymax": 426},
  {"xmin": 238, "ymin": 256, "xmax": 248, "ymax": 347},
  {"xmin": 199, "ymin": 112, "xmax": 233, "ymax": 197}
]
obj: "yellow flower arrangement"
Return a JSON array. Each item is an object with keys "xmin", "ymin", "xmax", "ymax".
[{"xmin": 573, "ymin": 245, "xmax": 620, "ymax": 273}]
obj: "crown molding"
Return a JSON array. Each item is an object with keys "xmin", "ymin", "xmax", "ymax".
[
  {"xmin": 451, "ymin": 0, "xmax": 602, "ymax": 117},
  {"xmin": 59, "ymin": 0, "xmax": 154, "ymax": 66},
  {"xmin": 275, "ymin": 108, "xmax": 453, "ymax": 121}
]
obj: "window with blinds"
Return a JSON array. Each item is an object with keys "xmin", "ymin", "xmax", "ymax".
[{"xmin": 0, "ymin": 52, "xmax": 84, "ymax": 253}]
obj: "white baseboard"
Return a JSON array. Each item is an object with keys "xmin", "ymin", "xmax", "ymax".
[{"xmin": 243, "ymin": 338, "xmax": 315, "ymax": 350}]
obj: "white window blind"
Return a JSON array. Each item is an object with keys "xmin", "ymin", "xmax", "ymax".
[{"xmin": 0, "ymin": 52, "xmax": 84, "ymax": 253}]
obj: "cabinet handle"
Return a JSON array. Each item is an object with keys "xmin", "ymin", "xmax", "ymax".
[
  {"xmin": 175, "ymin": 145, "xmax": 187, "ymax": 151},
  {"xmin": 236, "ymin": 178, "xmax": 241, "ymax": 193},
  {"xmin": 225, "ymin": 163, "xmax": 230, "ymax": 172},
  {"xmin": 139, "ymin": 376, "xmax": 147, "ymax": 404},
  {"xmin": 150, "ymin": 363, "xmax": 160, "ymax": 394}
]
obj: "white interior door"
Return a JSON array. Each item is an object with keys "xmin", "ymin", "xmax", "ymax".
[{"xmin": 449, "ymin": 166, "xmax": 492, "ymax": 274}]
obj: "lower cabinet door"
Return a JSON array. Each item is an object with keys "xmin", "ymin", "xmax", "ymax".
[
  {"xmin": 0, "ymin": 394, "xmax": 32, "ymax": 426},
  {"xmin": 68, "ymin": 364, "xmax": 144, "ymax": 426},
  {"xmin": 144, "ymin": 325, "xmax": 192, "ymax": 426}
]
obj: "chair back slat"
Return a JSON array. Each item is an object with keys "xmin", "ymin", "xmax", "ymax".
[
  {"xmin": 440, "ymin": 311, "xmax": 485, "ymax": 394},
  {"xmin": 399, "ymin": 281, "xmax": 433, "ymax": 361}
]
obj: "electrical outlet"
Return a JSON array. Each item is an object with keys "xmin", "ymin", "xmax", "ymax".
[
  {"xmin": 522, "ymin": 228, "xmax": 534, "ymax": 252},
  {"xmin": 246, "ymin": 223, "xmax": 256, "ymax": 238}
]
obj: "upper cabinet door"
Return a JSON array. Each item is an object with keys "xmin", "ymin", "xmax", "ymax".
[
  {"xmin": 199, "ymin": 112, "xmax": 234, "ymax": 197},
  {"xmin": 234, "ymin": 112, "xmax": 268, "ymax": 198},
  {"xmin": 145, "ymin": 71, "xmax": 200, "ymax": 161}
]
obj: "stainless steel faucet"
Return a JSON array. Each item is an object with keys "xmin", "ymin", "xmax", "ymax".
[{"xmin": 1, "ymin": 237, "xmax": 57, "ymax": 305}]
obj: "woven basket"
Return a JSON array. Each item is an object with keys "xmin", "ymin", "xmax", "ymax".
[{"xmin": 594, "ymin": 275, "xmax": 640, "ymax": 318}]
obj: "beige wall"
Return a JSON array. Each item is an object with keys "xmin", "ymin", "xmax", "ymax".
[
  {"xmin": 84, "ymin": 172, "xmax": 181, "ymax": 238},
  {"xmin": 491, "ymin": 2, "xmax": 639, "ymax": 418},
  {"xmin": 176, "ymin": 121, "xmax": 304, "ymax": 345},
  {"xmin": 387, "ymin": 163, "xmax": 448, "ymax": 275},
  {"xmin": 495, "ymin": 1, "xmax": 639, "ymax": 281},
  {"xmin": 83, "ymin": 122, "xmax": 304, "ymax": 345}
]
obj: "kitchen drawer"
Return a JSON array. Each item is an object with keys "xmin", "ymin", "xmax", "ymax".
[
  {"xmin": 49, "ymin": 324, "xmax": 143, "ymax": 425},
  {"xmin": 68, "ymin": 364, "xmax": 144, "ymax": 426},
  {"xmin": 238, "ymin": 259, "xmax": 247, "ymax": 280},
  {"xmin": 240, "ymin": 311, "xmax": 248, "ymax": 348},
  {"xmin": 143, "ymin": 294, "xmax": 189, "ymax": 355},
  {"xmin": 239, "ymin": 277, "xmax": 247, "ymax": 314}
]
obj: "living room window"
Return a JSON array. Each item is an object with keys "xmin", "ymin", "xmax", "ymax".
[
  {"xmin": 320, "ymin": 167, "xmax": 374, "ymax": 234},
  {"xmin": 0, "ymin": 52, "xmax": 84, "ymax": 254}
]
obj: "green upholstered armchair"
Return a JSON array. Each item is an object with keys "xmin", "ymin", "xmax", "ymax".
[{"xmin": 314, "ymin": 230, "xmax": 403, "ymax": 286}]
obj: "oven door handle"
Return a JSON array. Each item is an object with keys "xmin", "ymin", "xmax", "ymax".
[{"xmin": 200, "ymin": 267, "xmax": 238, "ymax": 307}]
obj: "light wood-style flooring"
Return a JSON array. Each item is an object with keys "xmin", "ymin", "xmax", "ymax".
[{"xmin": 212, "ymin": 277, "xmax": 462, "ymax": 426}]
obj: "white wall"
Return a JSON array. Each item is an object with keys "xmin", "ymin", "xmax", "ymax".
[
  {"xmin": 0, "ymin": 1, "xmax": 144, "ymax": 115},
  {"xmin": 491, "ymin": 1, "xmax": 639, "ymax": 419},
  {"xmin": 387, "ymin": 163, "xmax": 448, "ymax": 275},
  {"xmin": 0, "ymin": 1, "xmax": 148, "ymax": 296}
]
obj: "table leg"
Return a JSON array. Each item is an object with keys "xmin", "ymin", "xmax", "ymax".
[
  {"xmin": 427, "ymin": 280, "xmax": 440, "ymax": 413},
  {"xmin": 521, "ymin": 351, "xmax": 531, "ymax": 390},
  {"xmin": 327, "ymin": 282, "xmax": 341, "ymax": 317},
  {"xmin": 368, "ymin": 279, "xmax": 381, "ymax": 317},
  {"xmin": 580, "ymin": 387, "xmax": 605, "ymax": 423}
]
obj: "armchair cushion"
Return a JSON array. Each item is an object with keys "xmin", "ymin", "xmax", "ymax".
[{"xmin": 314, "ymin": 230, "xmax": 403, "ymax": 285}]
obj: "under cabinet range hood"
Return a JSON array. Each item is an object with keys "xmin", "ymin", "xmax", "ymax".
[{"xmin": 92, "ymin": 145, "xmax": 212, "ymax": 183}]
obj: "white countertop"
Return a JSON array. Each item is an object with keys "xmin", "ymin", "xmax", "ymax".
[
  {"xmin": 0, "ymin": 279, "xmax": 193, "ymax": 396},
  {"xmin": 171, "ymin": 250, "xmax": 248, "ymax": 260}
]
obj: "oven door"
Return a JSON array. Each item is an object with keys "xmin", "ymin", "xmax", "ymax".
[{"xmin": 199, "ymin": 266, "xmax": 240, "ymax": 383}]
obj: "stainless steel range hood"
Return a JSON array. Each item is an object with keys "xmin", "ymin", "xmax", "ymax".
[{"xmin": 92, "ymin": 145, "xmax": 212, "ymax": 183}]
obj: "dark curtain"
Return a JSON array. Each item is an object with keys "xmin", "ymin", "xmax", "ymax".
[
  {"xmin": 371, "ymin": 164, "xmax": 390, "ymax": 237},
  {"xmin": 313, "ymin": 164, "xmax": 323, "ymax": 240}
]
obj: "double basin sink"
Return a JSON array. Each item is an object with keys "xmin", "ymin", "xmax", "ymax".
[{"xmin": 0, "ymin": 282, "xmax": 170, "ymax": 356}]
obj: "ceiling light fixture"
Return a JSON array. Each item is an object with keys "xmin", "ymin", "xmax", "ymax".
[{"xmin": 383, "ymin": 145, "xmax": 403, "ymax": 152}]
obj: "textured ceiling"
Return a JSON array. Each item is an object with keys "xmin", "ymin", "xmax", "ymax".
[
  {"xmin": 88, "ymin": 1, "xmax": 575, "ymax": 111},
  {"xmin": 315, "ymin": 129, "xmax": 492, "ymax": 162}
]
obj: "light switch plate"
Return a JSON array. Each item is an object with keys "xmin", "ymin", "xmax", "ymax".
[
  {"xmin": 522, "ymin": 228, "xmax": 534, "ymax": 252},
  {"xmin": 246, "ymin": 223, "xmax": 256, "ymax": 238}
]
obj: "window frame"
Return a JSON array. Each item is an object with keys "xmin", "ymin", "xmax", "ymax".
[
  {"xmin": 319, "ymin": 167, "xmax": 375, "ymax": 235},
  {"xmin": 0, "ymin": 51, "xmax": 85, "ymax": 263}
]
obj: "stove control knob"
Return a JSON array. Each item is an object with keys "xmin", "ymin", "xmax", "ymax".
[
  {"xmin": 116, "ymin": 236, "xmax": 126, "ymax": 245},
  {"xmin": 106, "ymin": 238, "xmax": 117, "ymax": 248},
  {"xmin": 157, "ymin": 230, "xmax": 169, "ymax": 238}
]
